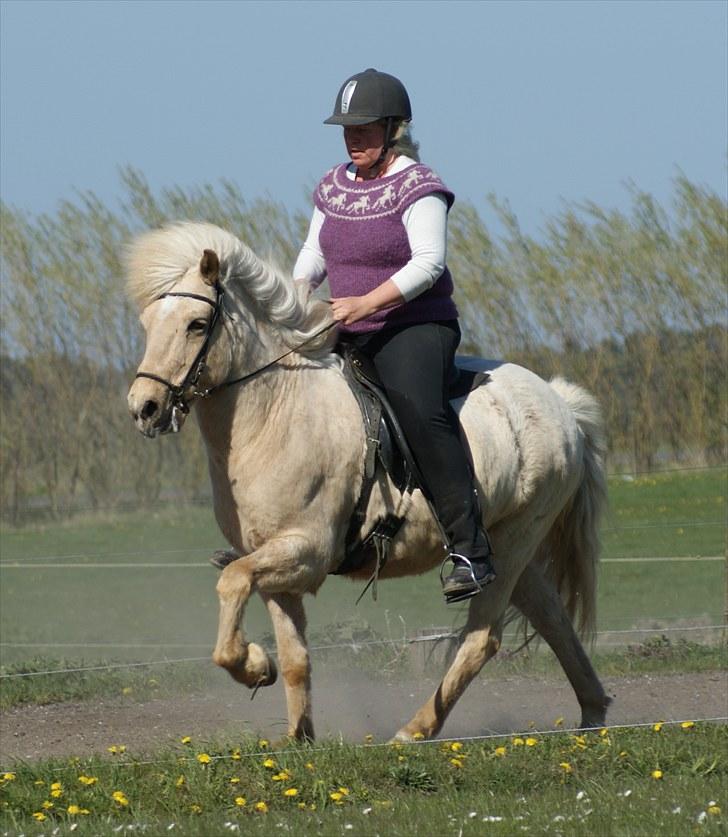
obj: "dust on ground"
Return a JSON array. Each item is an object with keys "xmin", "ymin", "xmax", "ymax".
[{"xmin": 1, "ymin": 669, "xmax": 726, "ymax": 763}]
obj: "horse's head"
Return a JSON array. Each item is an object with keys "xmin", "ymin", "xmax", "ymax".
[{"xmin": 127, "ymin": 247, "xmax": 231, "ymax": 437}]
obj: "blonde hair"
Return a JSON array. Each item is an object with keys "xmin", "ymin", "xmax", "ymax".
[{"xmin": 391, "ymin": 121, "xmax": 420, "ymax": 162}]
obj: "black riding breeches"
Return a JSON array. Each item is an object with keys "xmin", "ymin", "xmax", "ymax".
[{"xmin": 348, "ymin": 320, "xmax": 490, "ymax": 560}]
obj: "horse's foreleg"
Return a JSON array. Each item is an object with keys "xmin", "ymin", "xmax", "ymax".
[
  {"xmin": 263, "ymin": 593, "xmax": 314, "ymax": 741},
  {"xmin": 511, "ymin": 562, "xmax": 610, "ymax": 728},
  {"xmin": 213, "ymin": 537, "xmax": 319, "ymax": 691},
  {"xmin": 213, "ymin": 559, "xmax": 277, "ymax": 688},
  {"xmin": 394, "ymin": 592, "xmax": 507, "ymax": 742}
]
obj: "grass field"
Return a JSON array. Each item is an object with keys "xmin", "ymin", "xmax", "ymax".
[
  {"xmin": 0, "ymin": 470, "xmax": 726, "ymax": 835},
  {"xmin": 0, "ymin": 469, "xmax": 725, "ymax": 667},
  {"xmin": 0, "ymin": 724, "xmax": 725, "ymax": 835}
]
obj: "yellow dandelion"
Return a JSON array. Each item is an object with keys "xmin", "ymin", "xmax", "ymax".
[
  {"xmin": 122, "ymin": 687, "xmax": 133, "ymax": 695},
  {"xmin": 284, "ymin": 788, "xmax": 299, "ymax": 797},
  {"xmin": 180, "ymin": 736, "xmax": 192, "ymax": 745},
  {"xmin": 67, "ymin": 804, "xmax": 90, "ymax": 815},
  {"xmin": 190, "ymin": 803, "xmax": 202, "ymax": 814},
  {"xmin": 231, "ymin": 748, "xmax": 241, "ymax": 760},
  {"xmin": 34, "ymin": 779, "xmax": 45, "ymax": 786},
  {"xmin": 50, "ymin": 782, "xmax": 62, "ymax": 791},
  {"xmin": 32, "ymin": 812, "xmax": 47, "ymax": 822},
  {"xmin": 512, "ymin": 737, "xmax": 525, "ymax": 746},
  {"xmin": 398, "ymin": 755, "xmax": 406, "ymax": 762},
  {"xmin": 112, "ymin": 790, "xmax": 129, "ymax": 806},
  {"xmin": 330, "ymin": 791, "xmax": 344, "ymax": 802},
  {"xmin": 652, "ymin": 769, "xmax": 663, "ymax": 780},
  {"xmin": 525, "ymin": 737, "xmax": 538, "ymax": 747},
  {"xmin": 78, "ymin": 775, "xmax": 98, "ymax": 786},
  {"xmin": 263, "ymin": 758, "xmax": 277, "ymax": 769},
  {"xmin": 298, "ymin": 801, "xmax": 307, "ymax": 809},
  {"xmin": 364, "ymin": 734, "xmax": 374, "ymax": 743},
  {"xmin": 573, "ymin": 735, "xmax": 587, "ymax": 749},
  {"xmin": 107, "ymin": 744, "xmax": 126, "ymax": 754},
  {"xmin": 272, "ymin": 770, "xmax": 291, "ymax": 781},
  {"xmin": 338, "ymin": 787, "xmax": 350, "ymax": 796},
  {"xmin": 599, "ymin": 728, "xmax": 609, "ymax": 737},
  {"xmin": 234, "ymin": 796, "xmax": 247, "ymax": 807},
  {"xmin": 255, "ymin": 800, "xmax": 269, "ymax": 813},
  {"xmin": 412, "ymin": 732, "xmax": 425, "ymax": 741},
  {"xmin": 196, "ymin": 753, "xmax": 211, "ymax": 765},
  {"xmin": 2, "ymin": 773, "xmax": 16, "ymax": 782},
  {"xmin": 494, "ymin": 746, "xmax": 507, "ymax": 757},
  {"xmin": 175, "ymin": 775, "xmax": 185, "ymax": 787},
  {"xmin": 450, "ymin": 741, "xmax": 463, "ymax": 752},
  {"xmin": 229, "ymin": 777, "xmax": 241, "ymax": 784},
  {"xmin": 681, "ymin": 721, "xmax": 695, "ymax": 729},
  {"xmin": 258, "ymin": 739, "xmax": 269, "ymax": 748},
  {"xmin": 708, "ymin": 805, "xmax": 721, "ymax": 815},
  {"xmin": 450, "ymin": 757, "xmax": 463, "ymax": 768},
  {"xmin": 652, "ymin": 722, "xmax": 664, "ymax": 732},
  {"xmin": 41, "ymin": 800, "xmax": 54, "ymax": 810},
  {"xmin": 305, "ymin": 762, "xmax": 315, "ymax": 771},
  {"xmin": 560, "ymin": 762, "xmax": 573, "ymax": 773},
  {"xmin": 51, "ymin": 788, "xmax": 63, "ymax": 798},
  {"xmin": 554, "ymin": 717, "xmax": 564, "ymax": 727},
  {"xmin": 619, "ymin": 750, "xmax": 629, "ymax": 758}
]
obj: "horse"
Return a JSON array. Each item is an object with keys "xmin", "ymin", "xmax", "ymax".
[{"xmin": 126, "ymin": 221, "xmax": 610, "ymax": 742}]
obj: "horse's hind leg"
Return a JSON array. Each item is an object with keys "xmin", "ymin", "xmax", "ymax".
[
  {"xmin": 263, "ymin": 592, "xmax": 315, "ymax": 742},
  {"xmin": 393, "ymin": 591, "xmax": 508, "ymax": 742},
  {"xmin": 510, "ymin": 562, "xmax": 610, "ymax": 728}
]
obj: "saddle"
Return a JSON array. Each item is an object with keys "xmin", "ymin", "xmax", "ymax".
[{"xmin": 333, "ymin": 343, "xmax": 493, "ymax": 590}]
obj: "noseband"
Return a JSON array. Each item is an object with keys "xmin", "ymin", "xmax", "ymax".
[
  {"xmin": 134, "ymin": 285, "xmax": 224, "ymax": 417},
  {"xmin": 134, "ymin": 284, "xmax": 338, "ymax": 418}
]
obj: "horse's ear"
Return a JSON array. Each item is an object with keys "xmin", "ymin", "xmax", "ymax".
[{"xmin": 200, "ymin": 249, "xmax": 220, "ymax": 285}]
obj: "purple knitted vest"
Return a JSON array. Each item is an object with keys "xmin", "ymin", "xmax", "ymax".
[{"xmin": 314, "ymin": 162, "xmax": 459, "ymax": 334}]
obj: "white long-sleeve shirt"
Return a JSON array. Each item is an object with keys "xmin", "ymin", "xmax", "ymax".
[{"xmin": 293, "ymin": 156, "xmax": 449, "ymax": 302}]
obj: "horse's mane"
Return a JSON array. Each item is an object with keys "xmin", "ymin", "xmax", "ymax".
[{"xmin": 125, "ymin": 221, "xmax": 336, "ymax": 355}]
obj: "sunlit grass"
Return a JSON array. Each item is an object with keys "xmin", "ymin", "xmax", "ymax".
[{"xmin": 0, "ymin": 724, "xmax": 725, "ymax": 835}]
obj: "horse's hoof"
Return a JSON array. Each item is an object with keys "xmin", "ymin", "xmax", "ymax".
[{"xmin": 246, "ymin": 643, "xmax": 277, "ymax": 688}]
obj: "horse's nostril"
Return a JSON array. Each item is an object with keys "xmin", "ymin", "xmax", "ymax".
[{"xmin": 140, "ymin": 399, "xmax": 158, "ymax": 421}]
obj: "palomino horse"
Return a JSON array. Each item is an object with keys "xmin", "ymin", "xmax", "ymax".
[{"xmin": 126, "ymin": 222, "xmax": 610, "ymax": 742}]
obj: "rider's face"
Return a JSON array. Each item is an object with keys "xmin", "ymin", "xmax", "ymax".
[{"xmin": 344, "ymin": 122, "xmax": 386, "ymax": 170}]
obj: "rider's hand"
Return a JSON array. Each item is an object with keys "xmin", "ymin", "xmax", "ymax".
[{"xmin": 329, "ymin": 295, "xmax": 375, "ymax": 325}]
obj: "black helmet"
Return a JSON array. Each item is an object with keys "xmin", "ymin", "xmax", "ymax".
[{"xmin": 324, "ymin": 68, "xmax": 411, "ymax": 126}]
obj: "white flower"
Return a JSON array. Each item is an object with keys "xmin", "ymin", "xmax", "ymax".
[
  {"xmin": 697, "ymin": 812, "xmax": 708, "ymax": 824},
  {"xmin": 672, "ymin": 807, "xmax": 681, "ymax": 814},
  {"xmin": 553, "ymin": 815, "xmax": 565, "ymax": 822},
  {"xmin": 363, "ymin": 807, "xmax": 372, "ymax": 815},
  {"xmin": 576, "ymin": 790, "xmax": 587, "ymax": 801},
  {"xmin": 482, "ymin": 816, "xmax": 504, "ymax": 822},
  {"xmin": 469, "ymin": 812, "xmax": 478, "ymax": 818},
  {"xmin": 619, "ymin": 789, "xmax": 632, "ymax": 798}
]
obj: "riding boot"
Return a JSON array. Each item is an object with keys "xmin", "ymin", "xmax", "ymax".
[{"xmin": 441, "ymin": 526, "xmax": 496, "ymax": 604}]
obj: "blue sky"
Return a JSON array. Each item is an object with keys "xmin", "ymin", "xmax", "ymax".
[{"xmin": 1, "ymin": 0, "xmax": 726, "ymax": 237}]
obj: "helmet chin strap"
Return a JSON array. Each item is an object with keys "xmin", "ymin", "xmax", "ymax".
[{"xmin": 368, "ymin": 117, "xmax": 396, "ymax": 173}]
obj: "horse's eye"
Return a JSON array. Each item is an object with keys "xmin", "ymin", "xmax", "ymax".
[{"xmin": 187, "ymin": 319, "xmax": 208, "ymax": 335}]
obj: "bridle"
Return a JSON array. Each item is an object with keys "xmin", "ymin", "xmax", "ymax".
[
  {"xmin": 134, "ymin": 282, "xmax": 337, "ymax": 420},
  {"xmin": 134, "ymin": 285, "xmax": 225, "ymax": 418}
]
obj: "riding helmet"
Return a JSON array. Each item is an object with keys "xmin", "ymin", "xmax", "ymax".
[{"xmin": 324, "ymin": 68, "xmax": 412, "ymax": 125}]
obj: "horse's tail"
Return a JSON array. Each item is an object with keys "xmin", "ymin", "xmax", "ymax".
[{"xmin": 540, "ymin": 377, "xmax": 608, "ymax": 641}]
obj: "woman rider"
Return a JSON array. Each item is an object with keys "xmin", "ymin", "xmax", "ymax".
[{"xmin": 294, "ymin": 68, "xmax": 496, "ymax": 603}]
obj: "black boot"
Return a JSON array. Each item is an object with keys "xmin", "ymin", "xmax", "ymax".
[{"xmin": 441, "ymin": 552, "xmax": 496, "ymax": 604}]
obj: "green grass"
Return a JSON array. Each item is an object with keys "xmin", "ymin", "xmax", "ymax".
[
  {"xmin": 0, "ymin": 469, "xmax": 724, "ymax": 669},
  {"xmin": 1, "ymin": 724, "xmax": 725, "ymax": 835}
]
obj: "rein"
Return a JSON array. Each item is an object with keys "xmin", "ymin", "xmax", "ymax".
[{"xmin": 134, "ymin": 283, "xmax": 337, "ymax": 416}]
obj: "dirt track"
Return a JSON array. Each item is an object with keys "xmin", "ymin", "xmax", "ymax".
[{"xmin": 1, "ymin": 669, "xmax": 726, "ymax": 763}]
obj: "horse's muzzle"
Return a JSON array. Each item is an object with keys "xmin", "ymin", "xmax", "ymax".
[{"xmin": 128, "ymin": 382, "xmax": 187, "ymax": 438}]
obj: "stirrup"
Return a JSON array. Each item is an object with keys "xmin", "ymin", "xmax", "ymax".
[{"xmin": 440, "ymin": 553, "xmax": 494, "ymax": 604}]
